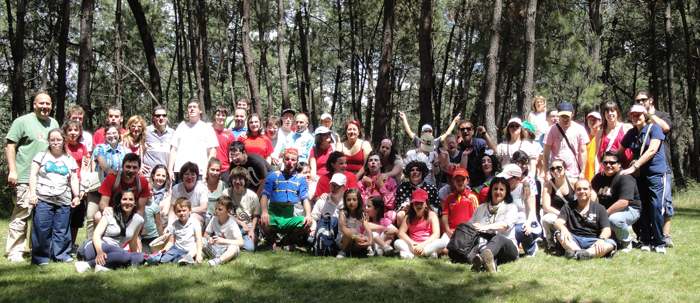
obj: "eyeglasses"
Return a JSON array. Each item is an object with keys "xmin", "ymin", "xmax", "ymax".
[
  {"xmin": 509, "ymin": 124, "xmax": 520, "ymax": 129},
  {"xmin": 232, "ymin": 178, "xmax": 245, "ymax": 183},
  {"xmin": 549, "ymin": 166, "xmax": 564, "ymax": 172},
  {"xmin": 602, "ymin": 161, "xmax": 618, "ymax": 166},
  {"xmin": 635, "ymin": 98, "xmax": 649, "ymax": 104},
  {"xmin": 459, "ymin": 127, "xmax": 472, "ymax": 132},
  {"xmin": 230, "ymin": 153, "xmax": 243, "ymax": 158},
  {"xmin": 154, "ymin": 114, "xmax": 167, "ymax": 118},
  {"xmin": 423, "ymin": 129, "xmax": 433, "ymax": 133}
]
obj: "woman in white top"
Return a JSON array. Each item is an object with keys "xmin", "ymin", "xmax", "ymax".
[
  {"xmin": 527, "ymin": 95, "xmax": 549, "ymax": 146},
  {"xmin": 497, "ymin": 117, "xmax": 535, "ymax": 169},
  {"xmin": 163, "ymin": 162, "xmax": 209, "ymax": 228}
]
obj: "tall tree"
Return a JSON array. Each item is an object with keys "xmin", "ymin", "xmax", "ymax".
[
  {"xmin": 127, "ymin": 0, "xmax": 163, "ymax": 108},
  {"xmin": 418, "ymin": 0, "xmax": 434, "ymax": 129},
  {"xmin": 678, "ymin": 0, "xmax": 700, "ymax": 182},
  {"xmin": 114, "ymin": 0, "xmax": 123, "ymax": 109},
  {"xmin": 521, "ymin": 0, "xmax": 537, "ymax": 120},
  {"xmin": 276, "ymin": 0, "xmax": 291, "ymax": 109},
  {"xmin": 7, "ymin": 0, "xmax": 27, "ymax": 119},
  {"xmin": 482, "ymin": 0, "xmax": 503, "ymax": 138},
  {"xmin": 76, "ymin": 0, "xmax": 95, "ymax": 118},
  {"xmin": 56, "ymin": 0, "xmax": 71, "ymax": 124},
  {"xmin": 254, "ymin": 0, "xmax": 274, "ymax": 116},
  {"xmin": 372, "ymin": 0, "xmax": 395, "ymax": 147},
  {"xmin": 663, "ymin": 0, "xmax": 684, "ymax": 183},
  {"xmin": 648, "ymin": 1, "xmax": 660, "ymax": 105},
  {"xmin": 242, "ymin": 0, "xmax": 262, "ymax": 115}
]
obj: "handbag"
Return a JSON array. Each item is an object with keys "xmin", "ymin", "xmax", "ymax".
[
  {"xmin": 80, "ymin": 155, "xmax": 103, "ymax": 192},
  {"xmin": 629, "ymin": 125, "xmax": 651, "ymax": 178}
]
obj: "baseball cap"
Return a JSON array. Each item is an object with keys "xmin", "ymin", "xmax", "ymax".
[
  {"xmin": 453, "ymin": 167, "xmax": 469, "ymax": 178},
  {"xmin": 314, "ymin": 126, "xmax": 332, "ymax": 136},
  {"xmin": 557, "ymin": 102, "xmax": 575, "ymax": 116},
  {"xmin": 444, "ymin": 163, "xmax": 458, "ymax": 175},
  {"xmin": 522, "ymin": 121, "xmax": 535, "ymax": 133},
  {"xmin": 497, "ymin": 164, "xmax": 522, "ymax": 179},
  {"xmin": 320, "ymin": 113, "xmax": 332, "ymax": 122},
  {"xmin": 329, "ymin": 173, "xmax": 347, "ymax": 186},
  {"xmin": 281, "ymin": 108, "xmax": 296, "ymax": 116},
  {"xmin": 411, "ymin": 189, "xmax": 429, "ymax": 203},
  {"xmin": 421, "ymin": 124, "xmax": 433, "ymax": 133},
  {"xmin": 507, "ymin": 117, "xmax": 523, "ymax": 126},
  {"xmin": 587, "ymin": 111, "xmax": 601, "ymax": 120},
  {"xmin": 420, "ymin": 133, "xmax": 435, "ymax": 152},
  {"xmin": 629, "ymin": 104, "xmax": 648, "ymax": 115}
]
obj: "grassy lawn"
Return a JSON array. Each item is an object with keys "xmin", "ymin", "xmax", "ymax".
[{"xmin": 1, "ymin": 184, "xmax": 699, "ymax": 302}]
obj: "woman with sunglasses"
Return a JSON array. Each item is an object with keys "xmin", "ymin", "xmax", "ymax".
[
  {"xmin": 541, "ymin": 159, "xmax": 576, "ymax": 249},
  {"xmin": 617, "ymin": 105, "xmax": 668, "ymax": 254},
  {"xmin": 497, "ymin": 118, "xmax": 537, "ymax": 171}
]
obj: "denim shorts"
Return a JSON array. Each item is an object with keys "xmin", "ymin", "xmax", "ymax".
[{"xmin": 555, "ymin": 231, "xmax": 617, "ymax": 256}]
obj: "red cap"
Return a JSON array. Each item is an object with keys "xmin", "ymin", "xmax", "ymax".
[
  {"xmin": 453, "ymin": 167, "xmax": 469, "ymax": 178},
  {"xmin": 411, "ymin": 189, "xmax": 429, "ymax": 203},
  {"xmin": 445, "ymin": 163, "xmax": 458, "ymax": 176}
]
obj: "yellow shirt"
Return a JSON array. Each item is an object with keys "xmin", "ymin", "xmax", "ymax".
[{"xmin": 585, "ymin": 131, "xmax": 597, "ymax": 181}]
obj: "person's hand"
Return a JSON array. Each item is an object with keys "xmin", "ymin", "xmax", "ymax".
[
  {"xmin": 620, "ymin": 167, "xmax": 636, "ymax": 176},
  {"xmin": 196, "ymin": 255, "xmax": 203, "ymax": 264},
  {"xmin": 438, "ymin": 148, "xmax": 448, "ymax": 163},
  {"xmin": 28, "ymin": 195, "xmax": 38, "ymax": 206},
  {"xmin": 463, "ymin": 147, "xmax": 473, "ymax": 156},
  {"xmin": 7, "ymin": 171, "xmax": 18, "ymax": 187},
  {"xmin": 71, "ymin": 197, "xmax": 81, "ymax": 208},
  {"xmin": 477, "ymin": 126, "xmax": 486, "ymax": 136},
  {"xmin": 522, "ymin": 222, "xmax": 532, "ymax": 236},
  {"xmin": 141, "ymin": 228, "xmax": 148, "ymax": 236},
  {"xmin": 95, "ymin": 252, "xmax": 108, "ymax": 266},
  {"xmin": 384, "ymin": 228, "xmax": 398, "ymax": 236},
  {"xmin": 593, "ymin": 239, "xmax": 606, "ymax": 255},
  {"xmin": 453, "ymin": 113, "xmax": 461, "ymax": 124},
  {"xmin": 168, "ymin": 169, "xmax": 176, "ymax": 182},
  {"xmin": 250, "ymin": 228, "xmax": 257, "ymax": 242},
  {"xmin": 241, "ymin": 225, "xmax": 250, "ymax": 233},
  {"xmin": 140, "ymin": 164, "xmax": 151, "ymax": 176},
  {"xmin": 271, "ymin": 158, "xmax": 281, "ymax": 166},
  {"xmin": 103, "ymin": 207, "xmax": 114, "ymax": 218},
  {"xmin": 375, "ymin": 175, "xmax": 386, "ymax": 190},
  {"xmin": 210, "ymin": 236, "xmax": 221, "ymax": 245},
  {"xmin": 160, "ymin": 210, "xmax": 168, "ymax": 217},
  {"xmin": 303, "ymin": 216, "xmax": 313, "ymax": 228},
  {"xmin": 362, "ymin": 176, "xmax": 373, "ymax": 188},
  {"xmin": 578, "ymin": 172, "xmax": 585, "ymax": 180},
  {"xmin": 79, "ymin": 191, "xmax": 86, "ymax": 200},
  {"xmin": 544, "ymin": 172, "xmax": 552, "ymax": 182},
  {"xmin": 399, "ymin": 111, "xmax": 406, "ymax": 120},
  {"xmin": 413, "ymin": 243, "xmax": 425, "ymax": 255},
  {"xmin": 559, "ymin": 229, "xmax": 572, "ymax": 244},
  {"xmin": 319, "ymin": 193, "xmax": 329, "ymax": 201},
  {"xmin": 239, "ymin": 132, "xmax": 248, "ymax": 140},
  {"xmin": 446, "ymin": 228, "xmax": 454, "ymax": 238},
  {"xmin": 105, "ymin": 168, "xmax": 119, "ymax": 176},
  {"xmin": 260, "ymin": 212, "xmax": 270, "ymax": 226}
]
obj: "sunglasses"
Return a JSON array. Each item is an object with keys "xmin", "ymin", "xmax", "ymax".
[
  {"xmin": 154, "ymin": 114, "xmax": 167, "ymax": 118},
  {"xmin": 459, "ymin": 127, "xmax": 473, "ymax": 132},
  {"xmin": 549, "ymin": 166, "xmax": 564, "ymax": 172},
  {"xmin": 635, "ymin": 98, "xmax": 649, "ymax": 104},
  {"xmin": 602, "ymin": 161, "xmax": 618, "ymax": 166}
]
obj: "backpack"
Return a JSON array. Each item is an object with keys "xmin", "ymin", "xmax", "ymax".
[
  {"xmin": 110, "ymin": 171, "xmax": 142, "ymax": 203},
  {"xmin": 447, "ymin": 222, "xmax": 481, "ymax": 264},
  {"xmin": 313, "ymin": 214, "xmax": 339, "ymax": 256}
]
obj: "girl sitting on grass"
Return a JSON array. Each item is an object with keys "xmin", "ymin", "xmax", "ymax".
[
  {"xmin": 142, "ymin": 165, "xmax": 169, "ymax": 253},
  {"xmin": 336, "ymin": 188, "xmax": 373, "ymax": 258},
  {"xmin": 363, "ymin": 196, "xmax": 397, "ymax": 256},
  {"xmin": 394, "ymin": 189, "xmax": 449, "ymax": 259}
]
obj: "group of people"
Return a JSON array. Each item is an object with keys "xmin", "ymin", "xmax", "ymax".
[{"xmin": 4, "ymin": 90, "xmax": 674, "ymax": 274}]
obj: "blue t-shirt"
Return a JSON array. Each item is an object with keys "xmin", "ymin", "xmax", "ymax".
[
  {"xmin": 459, "ymin": 138, "xmax": 488, "ymax": 177},
  {"xmin": 621, "ymin": 124, "xmax": 667, "ymax": 174}
]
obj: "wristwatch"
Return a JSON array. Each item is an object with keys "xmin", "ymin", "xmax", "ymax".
[
  {"xmin": 633, "ymin": 162, "xmax": 640, "ymax": 169},
  {"xmin": 598, "ymin": 236, "xmax": 606, "ymax": 241}
]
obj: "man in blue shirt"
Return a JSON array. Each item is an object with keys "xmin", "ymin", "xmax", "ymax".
[{"xmin": 286, "ymin": 113, "xmax": 315, "ymax": 164}]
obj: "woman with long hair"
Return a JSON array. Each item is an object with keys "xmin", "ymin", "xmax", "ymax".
[
  {"xmin": 337, "ymin": 120, "xmax": 372, "ymax": 178},
  {"xmin": 122, "ymin": 115, "xmax": 148, "ymax": 158},
  {"xmin": 242, "ymin": 113, "xmax": 274, "ymax": 163},
  {"xmin": 594, "ymin": 101, "xmax": 634, "ymax": 171}
]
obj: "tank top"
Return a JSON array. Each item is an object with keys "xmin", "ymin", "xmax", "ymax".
[
  {"xmin": 549, "ymin": 178, "xmax": 575, "ymax": 210},
  {"xmin": 343, "ymin": 141, "xmax": 365, "ymax": 173},
  {"xmin": 408, "ymin": 217, "xmax": 433, "ymax": 242},
  {"xmin": 598, "ymin": 125, "xmax": 633, "ymax": 169}
]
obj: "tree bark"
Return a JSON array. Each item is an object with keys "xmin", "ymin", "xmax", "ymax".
[
  {"xmin": 664, "ymin": 0, "xmax": 684, "ymax": 184},
  {"xmin": 277, "ymin": 0, "xmax": 290, "ymax": 109},
  {"xmin": 678, "ymin": 0, "xmax": 700, "ymax": 182},
  {"xmin": 242, "ymin": 0, "xmax": 262, "ymax": 115},
  {"xmin": 331, "ymin": 0, "xmax": 343, "ymax": 118},
  {"xmin": 56, "ymin": 0, "xmax": 71, "ymax": 124},
  {"xmin": 114, "ymin": 0, "xmax": 123, "ymax": 109},
  {"xmin": 482, "ymin": 0, "xmax": 502, "ymax": 138},
  {"xmin": 302, "ymin": 1, "xmax": 316, "ymax": 127},
  {"xmin": 197, "ymin": 0, "xmax": 211, "ymax": 112},
  {"xmin": 521, "ymin": 0, "xmax": 537, "ymax": 120},
  {"xmin": 254, "ymin": 0, "xmax": 274, "ymax": 116},
  {"xmin": 418, "ymin": 0, "xmax": 434, "ymax": 129},
  {"xmin": 648, "ymin": 1, "xmax": 660, "ymax": 107},
  {"xmin": 372, "ymin": 0, "xmax": 395, "ymax": 147},
  {"xmin": 127, "ymin": 0, "xmax": 163, "ymax": 108},
  {"xmin": 76, "ymin": 0, "xmax": 95, "ymax": 117}
]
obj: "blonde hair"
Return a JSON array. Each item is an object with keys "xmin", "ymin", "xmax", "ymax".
[
  {"xmin": 532, "ymin": 95, "xmax": 546, "ymax": 112},
  {"xmin": 123, "ymin": 115, "xmax": 147, "ymax": 154}
]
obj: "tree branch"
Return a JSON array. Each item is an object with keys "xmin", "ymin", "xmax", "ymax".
[{"xmin": 120, "ymin": 62, "xmax": 161, "ymax": 106}]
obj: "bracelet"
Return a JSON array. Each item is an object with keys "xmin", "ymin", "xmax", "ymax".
[{"xmin": 351, "ymin": 234, "xmax": 355, "ymax": 240}]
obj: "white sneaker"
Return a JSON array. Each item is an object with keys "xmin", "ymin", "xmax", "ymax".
[
  {"xmin": 655, "ymin": 246, "xmax": 667, "ymax": 254},
  {"xmin": 620, "ymin": 242, "xmax": 633, "ymax": 253},
  {"xmin": 527, "ymin": 244, "xmax": 539, "ymax": 258},
  {"xmin": 382, "ymin": 245, "xmax": 394, "ymax": 254},
  {"xmin": 366, "ymin": 246, "xmax": 375, "ymax": 257},
  {"xmin": 336, "ymin": 251, "xmax": 346, "ymax": 259},
  {"xmin": 375, "ymin": 248, "xmax": 384, "ymax": 256},
  {"xmin": 208, "ymin": 258, "xmax": 222, "ymax": 267},
  {"xmin": 641, "ymin": 245, "xmax": 652, "ymax": 252},
  {"xmin": 399, "ymin": 251, "xmax": 414, "ymax": 259},
  {"xmin": 94, "ymin": 264, "xmax": 111, "ymax": 272},
  {"xmin": 8, "ymin": 254, "xmax": 25, "ymax": 263},
  {"xmin": 429, "ymin": 252, "xmax": 438, "ymax": 259},
  {"xmin": 75, "ymin": 261, "xmax": 91, "ymax": 273}
]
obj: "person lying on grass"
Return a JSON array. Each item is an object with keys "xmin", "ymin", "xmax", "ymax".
[
  {"xmin": 336, "ymin": 188, "xmax": 373, "ymax": 258},
  {"xmin": 555, "ymin": 179, "xmax": 617, "ymax": 260},
  {"xmin": 394, "ymin": 189, "xmax": 449, "ymax": 259},
  {"xmin": 147, "ymin": 197, "xmax": 203, "ymax": 265},
  {"xmin": 75, "ymin": 189, "xmax": 145, "ymax": 273},
  {"xmin": 202, "ymin": 196, "xmax": 244, "ymax": 267},
  {"xmin": 364, "ymin": 196, "xmax": 397, "ymax": 256}
]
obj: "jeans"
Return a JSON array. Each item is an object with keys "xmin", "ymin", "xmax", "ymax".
[
  {"xmin": 664, "ymin": 172, "xmax": 674, "ymax": 217},
  {"xmin": 608, "ymin": 206, "xmax": 640, "ymax": 243},
  {"xmin": 31, "ymin": 201, "xmax": 72, "ymax": 264},
  {"xmin": 634, "ymin": 172, "xmax": 667, "ymax": 247},
  {"xmin": 161, "ymin": 246, "xmax": 190, "ymax": 263},
  {"xmin": 515, "ymin": 221, "xmax": 543, "ymax": 255}
]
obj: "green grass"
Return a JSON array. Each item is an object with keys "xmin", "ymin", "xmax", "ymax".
[{"xmin": 2, "ymin": 185, "xmax": 700, "ymax": 302}]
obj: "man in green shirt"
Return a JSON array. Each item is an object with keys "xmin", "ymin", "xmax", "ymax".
[{"xmin": 5, "ymin": 93, "xmax": 59, "ymax": 262}]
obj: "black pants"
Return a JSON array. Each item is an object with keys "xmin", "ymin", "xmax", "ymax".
[{"xmin": 482, "ymin": 235, "xmax": 519, "ymax": 265}]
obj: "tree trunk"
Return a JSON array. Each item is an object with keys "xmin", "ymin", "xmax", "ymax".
[
  {"xmin": 648, "ymin": 1, "xmax": 660, "ymax": 107},
  {"xmin": 482, "ymin": 0, "xmax": 502, "ymax": 138},
  {"xmin": 175, "ymin": 0, "xmax": 184, "ymax": 121},
  {"xmin": 198, "ymin": 0, "xmax": 211, "ymax": 112},
  {"xmin": 56, "ymin": 0, "xmax": 70, "ymax": 124},
  {"xmin": 303, "ymin": 1, "xmax": 316, "ymax": 127},
  {"xmin": 521, "ymin": 0, "xmax": 537, "ymax": 120},
  {"xmin": 295, "ymin": 10, "xmax": 308, "ymax": 114},
  {"xmin": 277, "ymin": 0, "xmax": 290, "ymax": 109},
  {"xmin": 114, "ymin": 0, "xmax": 123, "ymax": 109},
  {"xmin": 372, "ymin": 0, "xmax": 395, "ymax": 147},
  {"xmin": 242, "ymin": 0, "xmax": 262, "ymax": 115},
  {"xmin": 127, "ymin": 0, "xmax": 163, "ymax": 108},
  {"xmin": 678, "ymin": 0, "xmax": 700, "ymax": 182},
  {"xmin": 254, "ymin": 0, "xmax": 274, "ymax": 116},
  {"xmin": 76, "ymin": 0, "xmax": 95, "ymax": 117},
  {"xmin": 331, "ymin": 0, "xmax": 343, "ymax": 118},
  {"xmin": 664, "ymin": 0, "xmax": 684, "ymax": 184},
  {"xmin": 418, "ymin": 0, "xmax": 434, "ymax": 129}
]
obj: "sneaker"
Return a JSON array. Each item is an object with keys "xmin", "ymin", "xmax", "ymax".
[
  {"xmin": 620, "ymin": 242, "xmax": 633, "ymax": 253},
  {"xmin": 564, "ymin": 249, "xmax": 576, "ymax": 259},
  {"xmin": 482, "ymin": 249, "xmax": 496, "ymax": 274},
  {"xmin": 37, "ymin": 262, "xmax": 49, "ymax": 266},
  {"xmin": 8, "ymin": 254, "xmax": 25, "ymax": 263},
  {"xmin": 375, "ymin": 248, "xmax": 384, "ymax": 256},
  {"xmin": 336, "ymin": 251, "xmax": 347, "ymax": 259},
  {"xmin": 663, "ymin": 234, "xmax": 674, "ymax": 248},
  {"xmin": 471, "ymin": 254, "xmax": 483, "ymax": 272},
  {"xmin": 282, "ymin": 245, "xmax": 296, "ymax": 252},
  {"xmin": 62, "ymin": 257, "xmax": 74, "ymax": 263},
  {"xmin": 576, "ymin": 249, "xmax": 593, "ymax": 261},
  {"xmin": 527, "ymin": 244, "xmax": 539, "ymax": 258},
  {"xmin": 94, "ymin": 264, "xmax": 111, "ymax": 272},
  {"xmin": 70, "ymin": 244, "xmax": 79, "ymax": 257},
  {"xmin": 208, "ymin": 258, "xmax": 222, "ymax": 267},
  {"xmin": 429, "ymin": 252, "xmax": 439, "ymax": 259},
  {"xmin": 74, "ymin": 261, "xmax": 91, "ymax": 273},
  {"xmin": 641, "ymin": 245, "xmax": 652, "ymax": 252},
  {"xmin": 655, "ymin": 246, "xmax": 667, "ymax": 254},
  {"xmin": 382, "ymin": 245, "xmax": 394, "ymax": 255},
  {"xmin": 367, "ymin": 246, "xmax": 375, "ymax": 257},
  {"xmin": 178, "ymin": 255, "xmax": 195, "ymax": 265},
  {"xmin": 399, "ymin": 251, "xmax": 414, "ymax": 259}
]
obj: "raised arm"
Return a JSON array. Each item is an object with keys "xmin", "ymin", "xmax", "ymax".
[{"xmin": 399, "ymin": 111, "xmax": 416, "ymax": 140}]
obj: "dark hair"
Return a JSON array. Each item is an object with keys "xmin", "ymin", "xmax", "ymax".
[
  {"xmin": 61, "ymin": 119, "xmax": 83, "ymax": 143},
  {"xmin": 236, "ymin": 97, "xmax": 250, "ymax": 107},
  {"xmin": 246, "ymin": 113, "xmax": 263, "ymax": 136},
  {"xmin": 205, "ymin": 158, "xmax": 223, "ymax": 182},
  {"xmin": 503, "ymin": 121, "xmax": 527, "ymax": 141},
  {"xmin": 108, "ymin": 106, "xmax": 123, "ymax": 117},
  {"xmin": 180, "ymin": 161, "xmax": 199, "ymax": 176},
  {"xmin": 363, "ymin": 151, "xmax": 385, "ymax": 175},
  {"xmin": 149, "ymin": 164, "xmax": 171, "ymax": 190},
  {"xmin": 407, "ymin": 191, "xmax": 431, "ymax": 225},
  {"xmin": 636, "ymin": 90, "xmax": 652, "ymax": 99},
  {"xmin": 367, "ymin": 197, "xmax": 385, "ymax": 223},
  {"xmin": 601, "ymin": 101, "xmax": 623, "ymax": 131},
  {"xmin": 229, "ymin": 141, "xmax": 247, "ymax": 153},
  {"xmin": 403, "ymin": 160, "xmax": 429, "ymax": 181},
  {"xmin": 326, "ymin": 151, "xmax": 346, "ymax": 174},
  {"xmin": 546, "ymin": 108, "xmax": 558, "ymax": 118},
  {"xmin": 341, "ymin": 188, "xmax": 365, "ymax": 220},
  {"xmin": 295, "ymin": 162, "xmax": 310, "ymax": 173},
  {"xmin": 152, "ymin": 105, "xmax": 166, "ymax": 116},
  {"xmin": 122, "ymin": 153, "xmax": 141, "ymax": 168},
  {"xmin": 216, "ymin": 195, "xmax": 234, "ymax": 211},
  {"xmin": 229, "ymin": 166, "xmax": 249, "ymax": 188},
  {"xmin": 601, "ymin": 151, "xmax": 619, "ymax": 162},
  {"xmin": 523, "ymin": 128, "xmax": 536, "ymax": 141},
  {"xmin": 113, "ymin": 188, "xmax": 137, "ymax": 237},
  {"xmin": 377, "ymin": 139, "xmax": 399, "ymax": 168},
  {"xmin": 511, "ymin": 150, "xmax": 530, "ymax": 166},
  {"xmin": 266, "ymin": 116, "xmax": 282, "ymax": 128},
  {"xmin": 472, "ymin": 154, "xmax": 502, "ymax": 187},
  {"xmin": 487, "ymin": 177, "xmax": 513, "ymax": 204},
  {"xmin": 214, "ymin": 105, "xmax": 228, "ymax": 117}
]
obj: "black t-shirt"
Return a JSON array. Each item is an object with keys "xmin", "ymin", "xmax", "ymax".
[
  {"xmin": 458, "ymin": 138, "xmax": 488, "ymax": 178},
  {"xmin": 654, "ymin": 110, "xmax": 672, "ymax": 171},
  {"xmin": 221, "ymin": 153, "xmax": 273, "ymax": 192},
  {"xmin": 558, "ymin": 201, "xmax": 610, "ymax": 238},
  {"xmin": 591, "ymin": 172, "xmax": 642, "ymax": 212}
]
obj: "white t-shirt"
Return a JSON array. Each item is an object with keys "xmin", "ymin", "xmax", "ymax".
[
  {"xmin": 170, "ymin": 120, "xmax": 219, "ymax": 175},
  {"xmin": 171, "ymin": 218, "xmax": 201, "ymax": 251},
  {"xmin": 528, "ymin": 111, "xmax": 549, "ymax": 138},
  {"xmin": 438, "ymin": 184, "xmax": 452, "ymax": 202},
  {"xmin": 496, "ymin": 140, "xmax": 537, "ymax": 166},
  {"xmin": 310, "ymin": 197, "xmax": 344, "ymax": 221},
  {"xmin": 205, "ymin": 216, "xmax": 242, "ymax": 240},
  {"xmin": 511, "ymin": 183, "xmax": 535, "ymax": 224},
  {"xmin": 172, "ymin": 182, "xmax": 209, "ymax": 209},
  {"xmin": 81, "ymin": 131, "xmax": 93, "ymax": 152}
]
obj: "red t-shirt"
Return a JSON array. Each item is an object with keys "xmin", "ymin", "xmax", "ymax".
[
  {"xmin": 215, "ymin": 128, "xmax": 237, "ymax": 172},
  {"xmin": 441, "ymin": 190, "xmax": 479, "ymax": 230},
  {"xmin": 309, "ymin": 146, "xmax": 334, "ymax": 176},
  {"xmin": 67, "ymin": 142, "xmax": 88, "ymax": 179},
  {"xmin": 315, "ymin": 171, "xmax": 358, "ymax": 197},
  {"xmin": 242, "ymin": 134, "xmax": 274, "ymax": 159},
  {"xmin": 92, "ymin": 127, "xmax": 127, "ymax": 146},
  {"xmin": 98, "ymin": 173, "xmax": 151, "ymax": 207}
]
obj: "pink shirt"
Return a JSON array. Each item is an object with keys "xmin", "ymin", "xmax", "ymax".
[
  {"xmin": 408, "ymin": 217, "xmax": 433, "ymax": 242},
  {"xmin": 545, "ymin": 122, "xmax": 590, "ymax": 178}
]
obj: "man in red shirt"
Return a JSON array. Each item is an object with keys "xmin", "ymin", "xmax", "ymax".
[
  {"xmin": 212, "ymin": 105, "xmax": 237, "ymax": 173},
  {"xmin": 441, "ymin": 167, "xmax": 479, "ymax": 238},
  {"xmin": 92, "ymin": 106, "xmax": 127, "ymax": 146}
]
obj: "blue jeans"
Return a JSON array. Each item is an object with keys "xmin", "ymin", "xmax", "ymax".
[
  {"xmin": 31, "ymin": 201, "xmax": 72, "ymax": 264},
  {"xmin": 161, "ymin": 246, "xmax": 190, "ymax": 263},
  {"xmin": 664, "ymin": 172, "xmax": 674, "ymax": 217},
  {"xmin": 635, "ymin": 172, "xmax": 667, "ymax": 247},
  {"xmin": 515, "ymin": 221, "xmax": 543, "ymax": 255},
  {"xmin": 608, "ymin": 206, "xmax": 640, "ymax": 243}
]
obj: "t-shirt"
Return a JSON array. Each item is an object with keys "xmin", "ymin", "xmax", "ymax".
[
  {"xmin": 205, "ymin": 216, "xmax": 242, "ymax": 240},
  {"xmin": 80, "ymin": 131, "xmax": 93, "ymax": 152},
  {"xmin": 230, "ymin": 127, "xmax": 248, "ymax": 140},
  {"xmin": 171, "ymin": 182, "xmax": 209, "ymax": 209},
  {"xmin": 242, "ymin": 134, "xmax": 274, "ymax": 160},
  {"xmin": 511, "ymin": 183, "xmax": 535, "ymax": 224},
  {"xmin": 269, "ymin": 135, "xmax": 287, "ymax": 161},
  {"xmin": 310, "ymin": 197, "xmax": 344, "ymax": 220},
  {"xmin": 458, "ymin": 138, "xmax": 489, "ymax": 178},
  {"xmin": 528, "ymin": 111, "xmax": 549, "ymax": 138},
  {"xmin": 66, "ymin": 142, "xmax": 88, "ymax": 179},
  {"xmin": 315, "ymin": 171, "xmax": 359, "ymax": 197},
  {"xmin": 545, "ymin": 122, "xmax": 590, "ymax": 178},
  {"xmin": 143, "ymin": 125, "xmax": 174, "ymax": 177},
  {"xmin": 171, "ymin": 218, "xmax": 201, "ymax": 251},
  {"xmin": 98, "ymin": 173, "xmax": 151, "ymax": 207},
  {"xmin": 591, "ymin": 172, "xmax": 642, "ymax": 212},
  {"xmin": 92, "ymin": 127, "xmax": 127, "ymax": 146},
  {"xmin": 33, "ymin": 152, "xmax": 78, "ymax": 205},
  {"xmin": 557, "ymin": 201, "xmax": 610, "ymax": 239},
  {"xmin": 654, "ymin": 110, "xmax": 673, "ymax": 171},
  {"xmin": 143, "ymin": 201, "xmax": 162, "ymax": 239},
  {"xmin": 620, "ymin": 124, "xmax": 667, "ymax": 175},
  {"xmin": 170, "ymin": 120, "xmax": 219, "ymax": 175},
  {"xmin": 205, "ymin": 180, "xmax": 228, "ymax": 217},
  {"xmin": 286, "ymin": 130, "xmax": 315, "ymax": 163},
  {"xmin": 214, "ymin": 128, "xmax": 237, "ymax": 172},
  {"xmin": 441, "ymin": 190, "xmax": 479, "ymax": 230},
  {"xmin": 225, "ymin": 153, "xmax": 272, "ymax": 193},
  {"xmin": 5, "ymin": 113, "xmax": 59, "ymax": 183},
  {"xmin": 309, "ymin": 146, "xmax": 334, "ymax": 176},
  {"xmin": 102, "ymin": 213, "xmax": 144, "ymax": 248},
  {"xmin": 496, "ymin": 140, "xmax": 537, "ymax": 166},
  {"xmin": 225, "ymin": 188, "xmax": 261, "ymax": 229}
]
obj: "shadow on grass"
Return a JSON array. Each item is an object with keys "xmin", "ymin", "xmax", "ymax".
[{"xmin": 675, "ymin": 207, "xmax": 700, "ymax": 218}]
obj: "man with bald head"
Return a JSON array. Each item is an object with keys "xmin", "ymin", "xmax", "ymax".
[
  {"xmin": 286, "ymin": 113, "xmax": 314, "ymax": 164},
  {"xmin": 5, "ymin": 93, "xmax": 60, "ymax": 262}
]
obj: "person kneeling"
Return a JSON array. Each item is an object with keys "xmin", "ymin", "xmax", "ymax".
[
  {"xmin": 555, "ymin": 179, "xmax": 616, "ymax": 260},
  {"xmin": 203, "ymin": 196, "xmax": 244, "ymax": 267}
]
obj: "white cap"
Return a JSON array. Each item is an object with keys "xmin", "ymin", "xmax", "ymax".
[
  {"xmin": 629, "ymin": 104, "xmax": 648, "ymax": 115},
  {"xmin": 320, "ymin": 113, "xmax": 332, "ymax": 121},
  {"xmin": 507, "ymin": 117, "xmax": 522, "ymax": 126},
  {"xmin": 587, "ymin": 111, "xmax": 602, "ymax": 120},
  {"xmin": 330, "ymin": 173, "xmax": 347, "ymax": 186}
]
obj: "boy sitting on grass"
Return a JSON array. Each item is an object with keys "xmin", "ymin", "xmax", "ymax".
[
  {"xmin": 203, "ymin": 196, "xmax": 244, "ymax": 267},
  {"xmin": 148, "ymin": 197, "xmax": 203, "ymax": 265}
]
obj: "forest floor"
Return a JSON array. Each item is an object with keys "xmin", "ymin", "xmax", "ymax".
[{"xmin": 1, "ymin": 183, "xmax": 699, "ymax": 302}]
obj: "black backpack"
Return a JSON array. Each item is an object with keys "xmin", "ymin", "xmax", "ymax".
[
  {"xmin": 447, "ymin": 222, "xmax": 480, "ymax": 264},
  {"xmin": 313, "ymin": 214, "xmax": 339, "ymax": 256}
]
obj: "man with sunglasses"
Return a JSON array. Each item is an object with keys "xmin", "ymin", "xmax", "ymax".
[
  {"xmin": 590, "ymin": 151, "xmax": 641, "ymax": 252},
  {"xmin": 142, "ymin": 105, "xmax": 174, "ymax": 177},
  {"xmin": 634, "ymin": 91, "xmax": 674, "ymax": 248},
  {"xmin": 457, "ymin": 120, "xmax": 498, "ymax": 178}
]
